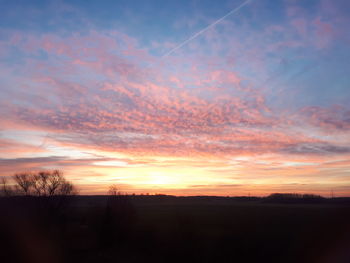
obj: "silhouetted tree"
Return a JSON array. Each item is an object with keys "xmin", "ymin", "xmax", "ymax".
[
  {"xmin": 97, "ymin": 185, "xmax": 136, "ymax": 249},
  {"xmin": 108, "ymin": 184, "xmax": 120, "ymax": 196},
  {"xmin": 0, "ymin": 172, "xmax": 74, "ymax": 263},
  {"xmin": 3, "ymin": 170, "xmax": 78, "ymax": 222},
  {"xmin": 12, "ymin": 170, "xmax": 76, "ymax": 197},
  {"xmin": 0, "ymin": 177, "xmax": 12, "ymax": 197},
  {"xmin": 13, "ymin": 173, "xmax": 33, "ymax": 195}
]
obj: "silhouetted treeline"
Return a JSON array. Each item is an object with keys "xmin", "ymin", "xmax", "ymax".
[
  {"xmin": 70, "ymin": 193, "xmax": 350, "ymax": 206},
  {"xmin": 264, "ymin": 193, "xmax": 325, "ymax": 204}
]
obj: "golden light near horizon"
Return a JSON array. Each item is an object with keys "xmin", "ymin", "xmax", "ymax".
[
  {"xmin": 2, "ymin": 2, "xmax": 350, "ymax": 263},
  {"xmin": 47, "ymin": 145, "xmax": 349, "ymax": 197},
  {"xmin": 0, "ymin": 0, "xmax": 350, "ymax": 197}
]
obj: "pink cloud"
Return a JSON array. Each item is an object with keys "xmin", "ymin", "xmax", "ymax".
[
  {"xmin": 299, "ymin": 105, "xmax": 350, "ymax": 132},
  {"xmin": 0, "ymin": 18, "xmax": 349, "ymax": 162},
  {"xmin": 0, "ymin": 138, "xmax": 46, "ymax": 154}
]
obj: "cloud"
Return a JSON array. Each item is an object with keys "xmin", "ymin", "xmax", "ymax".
[
  {"xmin": 0, "ymin": 0, "xmax": 350, "ymax": 195},
  {"xmin": 1, "ymin": 26, "xmax": 348, "ymax": 158},
  {"xmin": 281, "ymin": 142, "xmax": 350, "ymax": 155},
  {"xmin": 0, "ymin": 155, "xmax": 147, "ymax": 177},
  {"xmin": 299, "ymin": 106, "xmax": 350, "ymax": 132},
  {"xmin": 0, "ymin": 138, "xmax": 46, "ymax": 154}
]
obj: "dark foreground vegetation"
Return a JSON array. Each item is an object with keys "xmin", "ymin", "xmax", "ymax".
[
  {"xmin": 1, "ymin": 194, "xmax": 350, "ymax": 263},
  {"xmin": 1, "ymin": 172, "xmax": 350, "ymax": 263}
]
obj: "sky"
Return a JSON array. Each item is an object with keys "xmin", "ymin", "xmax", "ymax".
[{"xmin": 0, "ymin": 0, "xmax": 350, "ymax": 196}]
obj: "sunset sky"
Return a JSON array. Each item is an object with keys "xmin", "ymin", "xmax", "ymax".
[{"xmin": 1, "ymin": 0, "xmax": 350, "ymax": 196}]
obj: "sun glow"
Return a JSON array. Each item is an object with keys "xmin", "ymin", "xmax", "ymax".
[
  {"xmin": 147, "ymin": 173, "xmax": 174, "ymax": 185},
  {"xmin": 1, "ymin": 0, "xmax": 350, "ymax": 197}
]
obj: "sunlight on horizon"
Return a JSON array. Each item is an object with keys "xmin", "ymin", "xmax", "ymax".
[{"xmin": 1, "ymin": 0, "xmax": 350, "ymax": 196}]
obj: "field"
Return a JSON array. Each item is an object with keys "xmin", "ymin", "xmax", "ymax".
[{"xmin": 1, "ymin": 196, "xmax": 350, "ymax": 263}]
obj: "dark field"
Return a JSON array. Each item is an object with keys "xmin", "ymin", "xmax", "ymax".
[{"xmin": 1, "ymin": 195, "xmax": 350, "ymax": 263}]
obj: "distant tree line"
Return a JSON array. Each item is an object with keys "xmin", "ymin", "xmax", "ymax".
[{"xmin": 264, "ymin": 193, "xmax": 325, "ymax": 203}]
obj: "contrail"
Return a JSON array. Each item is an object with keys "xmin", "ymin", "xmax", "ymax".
[{"xmin": 161, "ymin": 0, "xmax": 252, "ymax": 58}]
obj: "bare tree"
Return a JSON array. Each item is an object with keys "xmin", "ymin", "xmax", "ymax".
[
  {"xmin": 108, "ymin": 185, "xmax": 119, "ymax": 196},
  {"xmin": 12, "ymin": 170, "xmax": 76, "ymax": 197},
  {"xmin": 13, "ymin": 173, "xmax": 33, "ymax": 195},
  {"xmin": 0, "ymin": 177, "xmax": 13, "ymax": 196},
  {"xmin": 8, "ymin": 170, "xmax": 77, "ymax": 220}
]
